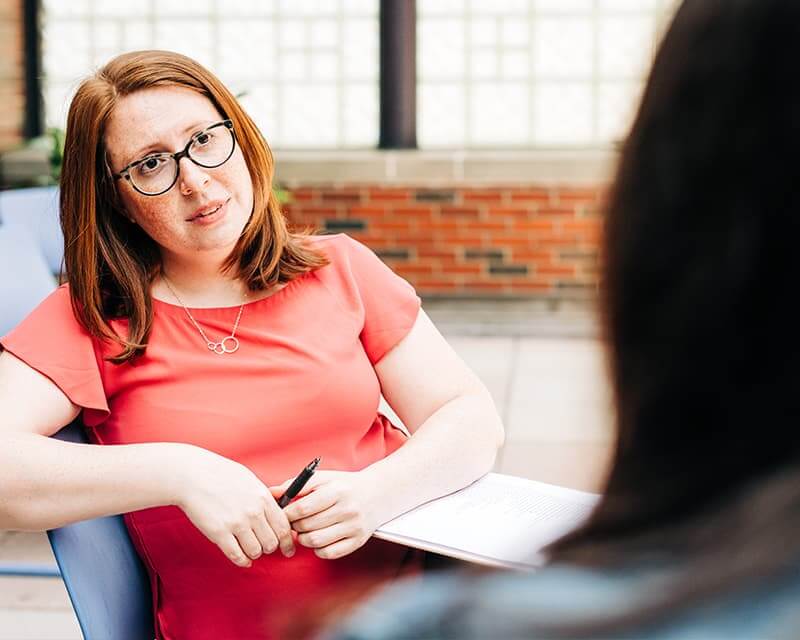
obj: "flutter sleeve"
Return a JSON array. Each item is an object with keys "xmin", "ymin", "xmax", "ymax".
[
  {"xmin": 0, "ymin": 284, "xmax": 110, "ymax": 426},
  {"xmin": 321, "ymin": 234, "xmax": 421, "ymax": 365}
]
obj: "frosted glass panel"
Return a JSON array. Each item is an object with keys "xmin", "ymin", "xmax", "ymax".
[
  {"xmin": 534, "ymin": 0, "xmax": 593, "ymax": 12},
  {"xmin": 599, "ymin": 16, "xmax": 656, "ymax": 77},
  {"xmin": 42, "ymin": 0, "xmax": 380, "ymax": 147},
  {"xmin": 533, "ymin": 18, "xmax": 593, "ymax": 78},
  {"xmin": 122, "ymin": 21, "xmax": 153, "ymax": 50},
  {"xmin": 155, "ymin": 0, "xmax": 213, "ymax": 16},
  {"xmin": 534, "ymin": 83, "xmax": 593, "ymax": 145},
  {"xmin": 419, "ymin": 19, "xmax": 466, "ymax": 79},
  {"xmin": 280, "ymin": 85, "xmax": 338, "ymax": 147},
  {"xmin": 598, "ymin": 81, "xmax": 642, "ymax": 141},
  {"xmin": 471, "ymin": 84, "xmax": 529, "ymax": 145},
  {"xmin": 224, "ymin": 0, "xmax": 276, "ymax": 15},
  {"xmin": 470, "ymin": 0, "xmax": 528, "ymax": 15},
  {"xmin": 155, "ymin": 21, "xmax": 215, "ymax": 69},
  {"xmin": 418, "ymin": 0, "xmax": 671, "ymax": 147},
  {"xmin": 43, "ymin": 0, "xmax": 89, "ymax": 17},
  {"xmin": 419, "ymin": 84, "xmax": 465, "ymax": 147},
  {"xmin": 344, "ymin": 84, "xmax": 379, "ymax": 146},
  {"xmin": 219, "ymin": 22, "xmax": 276, "ymax": 78}
]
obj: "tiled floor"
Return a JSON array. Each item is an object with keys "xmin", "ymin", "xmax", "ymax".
[{"xmin": 0, "ymin": 322, "xmax": 614, "ymax": 640}]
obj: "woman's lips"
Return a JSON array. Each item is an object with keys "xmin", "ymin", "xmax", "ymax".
[{"xmin": 189, "ymin": 200, "xmax": 228, "ymax": 226}]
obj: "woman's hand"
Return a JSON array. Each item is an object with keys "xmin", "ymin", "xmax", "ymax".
[
  {"xmin": 271, "ymin": 470, "xmax": 388, "ymax": 560},
  {"xmin": 173, "ymin": 446, "xmax": 295, "ymax": 568}
]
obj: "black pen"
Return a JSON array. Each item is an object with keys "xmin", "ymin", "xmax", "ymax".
[{"xmin": 277, "ymin": 457, "xmax": 321, "ymax": 508}]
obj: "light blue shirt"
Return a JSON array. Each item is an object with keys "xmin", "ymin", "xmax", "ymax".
[{"xmin": 329, "ymin": 561, "xmax": 800, "ymax": 639}]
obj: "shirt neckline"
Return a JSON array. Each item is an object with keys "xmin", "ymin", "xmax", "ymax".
[{"xmin": 150, "ymin": 273, "xmax": 307, "ymax": 313}]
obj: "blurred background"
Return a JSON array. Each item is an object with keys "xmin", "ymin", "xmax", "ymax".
[{"xmin": 0, "ymin": 1, "xmax": 676, "ymax": 637}]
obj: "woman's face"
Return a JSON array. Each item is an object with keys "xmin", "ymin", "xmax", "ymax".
[{"xmin": 104, "ymin": 86, "xmax": 254, "ymax": 264}]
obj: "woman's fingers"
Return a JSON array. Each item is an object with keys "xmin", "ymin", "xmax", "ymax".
[
  {"xmin": 291, "ymin": 507, "xmax": 344, "ymax": 533},
  {"xmin": 220, "ymin": 533, "xmax": 252, "ymax": 568},
  {"xmin": 283, "ymin": 486, "xmax": 337, "ymax": 523},
  {"xmin": 297, "ymin": 521, "xmax": 354, "ymax": 549},
  {"xmin": 250, "ymin": 511, "xmax": 279, "ymax": 555},
  {"xmin": 313, "ymin": 537, "xmax": 361, "ymax": 560},
  {"xmin": 264, "ymin": 500, "xmax": 296, "ymax": 557},
  {"xmin": 234, "ymin": 527, "xmax": 264, "ymax": 561}
]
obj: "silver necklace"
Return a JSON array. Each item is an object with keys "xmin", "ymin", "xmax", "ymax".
[{"xmin": 161, "ymin": 276, "xmax": 246, "ymax": 355}]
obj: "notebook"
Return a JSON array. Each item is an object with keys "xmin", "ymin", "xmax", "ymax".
[{"xmin": 374, "ymin": 472, "xmax": 600, "ymax": 570}]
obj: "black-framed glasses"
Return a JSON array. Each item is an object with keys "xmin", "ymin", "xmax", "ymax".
[{"xmin": 112, "ymin": 119, "xmax": 236, "ymax": 196}]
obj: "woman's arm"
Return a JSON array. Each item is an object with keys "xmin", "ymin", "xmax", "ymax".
[
  {"xmin": 0, "ymin": 350, "xmax": 295, "ymax": 566},
  {"xmin": 364, "ymin": 309, "xmax": 505, "ymax": 517},
  {"xmin": 281, "ymin": 310, "xmax": 504, "ymax": 558}
]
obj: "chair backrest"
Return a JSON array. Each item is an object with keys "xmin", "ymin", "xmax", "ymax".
[
  {"xmin": 0, "ymin": 186, "xmax": 63, "ymax": 274},
  {"xmin": 0, "ymin": 223, "xmax": 57, "ymax": 335},
  {"xmin": 48, "ymin": 421, "xmax": 154, "ymax": 640}
]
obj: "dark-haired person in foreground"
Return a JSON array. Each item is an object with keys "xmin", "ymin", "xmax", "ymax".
[{"xmin": 330, "ymin": 1, "xmax": 800, "ymax": 638}]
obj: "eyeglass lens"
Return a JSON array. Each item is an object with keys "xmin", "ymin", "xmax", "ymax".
[{"xmin": 129, "ymin": 124, "xmax": 234, "ymax": 195}]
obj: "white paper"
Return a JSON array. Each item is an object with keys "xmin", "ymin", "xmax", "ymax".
[{"xmin": 374, "ymin": 473, "xmax": 600, "ymax": 570}]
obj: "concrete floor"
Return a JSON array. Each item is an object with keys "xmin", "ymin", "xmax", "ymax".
[{"xmin": 0, "ymin": 308, "xmax": 615, "ymax": 640}]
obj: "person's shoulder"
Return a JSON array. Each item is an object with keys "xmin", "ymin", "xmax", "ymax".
[
  {"xmin": 303, "ymin": 232, "xmax": 366, "ymax": 257},
  {"xmin": 302, "ymin": 233, "xmax": 378, "ymax": 274}
]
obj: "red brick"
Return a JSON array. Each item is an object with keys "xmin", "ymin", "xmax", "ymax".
[
  {"xmin": 287, "ymin": 188, "xmax": 317, "ymax": 203},
  {"xmin": 510, "ymin": 281, "xmax": 552, "ymax": 293},
  {"xmin": 296, "ymin": 205, "xmax": 337, "ymax": 216},
  {"xmin": 463, "ymin": 190, "xmax": 504, "ymax": 203},
  {"xmin": 536, "ymin": 265, "xmax": 577, "ymax": 276},
  {"xmin": 321, "ymin": 190, "xmax": 363, "ymax": 203},
  {"xmin": 469, "ymin": 220, "xmax": 508, "ymax": 231},
  {"xmin": 368, "ymin": 188, "xmax": 412, "ymax": 202},
  {"xmin": 512, "ymin": 220, "xmax": 556, "ymax": 232},
  {"xmin": 417, "ymin": 248, "xmax": 457, "ymax": 260},
  {"xmin": 391, "ymin": 205, "xmax": 435, "ymax": 219},
  {"xmin": 459, "ymin": 281, "xmax": 507, "ymax": 292},
  {"xmin": 447, "ymin": 264, "xmax": 483, "ymax": 275},
  {"xmin": 486, "ymin": 233, "xmax": 535, "ymax": 247},
  {"xmin": 510, "ymin": 189, "xmax": 551, "ymax": 203},
  {"xmin": 415, "ymin": 279, "xmax": 459, "ymax": 292},
  {"xmin": 350, "ymin": 206, "xmax": 391, "ymax": 219},
  {"xmin": 537, "ymin": 207, "xmax": 576, "ymax": 217},
  {"xmin": 488, "ymin": 207, "xmax": 532, "ymax": 219},
  {"xmin": 370, "ymin": 221, "xmax": 412, "ymax": 232},
  {"xmin": 556, "ymin": 188, "xmax": 600, "ymax": 204},
  {"xmin": 441, "ymin": 206, "xmax": 481, "ymax": 218}
]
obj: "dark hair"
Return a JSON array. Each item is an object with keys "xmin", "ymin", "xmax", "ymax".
[
  {"xmin": 60, "ymin": 50, "xmax": 327, "ymax": 364},
  {"xmin": 545, "ymin": 0, "xmax": 800, "ymax": 628}
]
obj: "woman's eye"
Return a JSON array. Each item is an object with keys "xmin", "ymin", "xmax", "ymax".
[
  {"xmin": 195, "ymin": 132, "xmax": 211, "ymax": 146},
  {"xmin": 137, "ymin": 156, "xmax": 166, "ymax": 175}
]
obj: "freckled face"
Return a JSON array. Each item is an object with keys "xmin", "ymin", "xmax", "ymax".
[{"xmin": 104, "ymin": 86, "xmax": 254, "ymax": 261}]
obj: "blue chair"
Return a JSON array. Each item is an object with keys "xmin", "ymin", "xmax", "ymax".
[
  {"xmin": 0, "ymin": 186, "xmax": 63, "ymax": 274},
  {"xmin": 48, "ymin": 420, "xmax": 155, "ymax": 640},
  {"xmin": 0, "ymin": 222, "xmax": 57, "ymax": 335}
]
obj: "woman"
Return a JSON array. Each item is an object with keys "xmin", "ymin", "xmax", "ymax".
[
  {"xmin": 332, "ymin": 1, "xmax": 800, "ymax": 638},
  {"xmin": 0, "ymin": 51, "xmax": 503, "ymax": 639}
]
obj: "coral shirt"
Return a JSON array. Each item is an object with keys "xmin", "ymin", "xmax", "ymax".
[{"xmin": 1, "ymin": 234, "xmax": 421, "ymax": 639}]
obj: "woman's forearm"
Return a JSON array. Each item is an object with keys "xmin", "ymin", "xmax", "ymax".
[
  {"xmin": 365, "ymin": 389, "xmax": 504, "ymax": 523},
  {"xmin": 0, "ymin": 433, "xmax": 189, "ymax": 531}
]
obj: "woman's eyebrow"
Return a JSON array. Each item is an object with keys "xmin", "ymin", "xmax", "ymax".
[{"xmin": 128, "ymin": 120, "xmax": 215, "ymax": 161}]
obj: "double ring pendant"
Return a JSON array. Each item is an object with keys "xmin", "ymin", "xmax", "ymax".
[{"xmin": 206, "ymin": 336, "xmax": 240, "ymax": 355}]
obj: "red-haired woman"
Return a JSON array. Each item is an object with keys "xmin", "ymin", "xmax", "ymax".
[{"xmin": 0, "ymin": 50, "xmax": 503, "ymax": 639}]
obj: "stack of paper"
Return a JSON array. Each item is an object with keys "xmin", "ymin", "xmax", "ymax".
[{"xmin": 374, "ymin": 473, "xmax": 600, "ymax": 570}]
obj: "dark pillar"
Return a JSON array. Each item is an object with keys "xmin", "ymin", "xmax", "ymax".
[{"xmin": 379, "ymin": 0, "xmax": 416, "ymax": 149}]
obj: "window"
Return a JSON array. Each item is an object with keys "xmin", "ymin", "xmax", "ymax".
[
  {"xmin": 417, "ymin": 0, "xmax": 676, "ymax": 148},
  {"xmin": 41, "ymin": 0, "xmax": 379, "ymax": 148}
]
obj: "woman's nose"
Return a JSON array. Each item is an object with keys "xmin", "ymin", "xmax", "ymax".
[{"xmin": 178, "ymin": 157, "xmax": 211, "ymax": 195}]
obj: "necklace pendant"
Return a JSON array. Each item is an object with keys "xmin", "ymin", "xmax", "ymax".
[{"xmin": 208, "ymin": 336, "xmax": 239, "ymax": 354}]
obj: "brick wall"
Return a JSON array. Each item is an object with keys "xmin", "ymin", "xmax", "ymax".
[
  {"xmin": 285, "ymin": 184, "xmax": 605, "ymax": 298},
  {"xmin": 0, "ymin": 0, "xmax": 24, "ymax": 151}
]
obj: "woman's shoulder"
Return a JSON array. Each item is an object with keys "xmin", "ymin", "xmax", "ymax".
[{"xmin": 332, "ymin": 562, "xmax": 800, "ymax": 640}]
